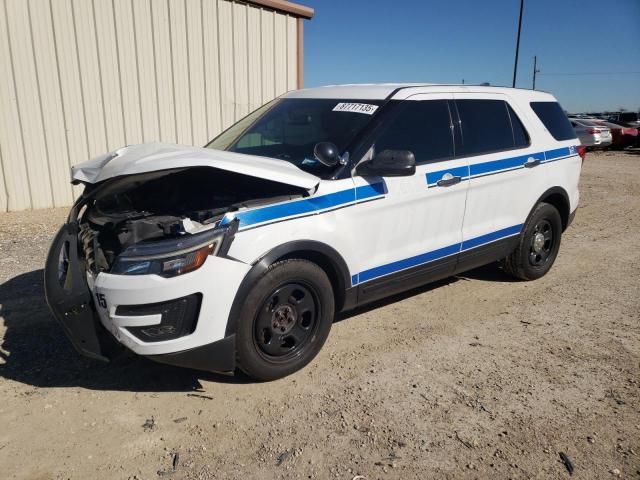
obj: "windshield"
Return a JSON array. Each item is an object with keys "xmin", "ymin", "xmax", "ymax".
[{"xmin": 205, "ymin": 98, "xmax": 382, "ymax": 178}]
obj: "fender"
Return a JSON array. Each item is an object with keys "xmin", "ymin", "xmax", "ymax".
[
  {"xmin": 452, "ymin": 186, "xmax": 572, "ymax": 278},
  {"xmin": 224, "ymin": 240, "xmax": 353, "ymax": 336},
  {"xmin": 533, "ymin": 186, "xmax": 571, "ymax": 230}
]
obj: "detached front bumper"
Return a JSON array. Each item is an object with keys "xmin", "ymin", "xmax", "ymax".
[
  {"xmin": 45, "ymin": 223, "xmax": 251, "ymax": 373},
  {"xmin": 44, "ymin": 224, "xmax": 121, "ymax": 362}
]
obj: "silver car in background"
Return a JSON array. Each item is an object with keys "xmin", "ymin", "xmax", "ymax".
[{"xmin": 569, "ymin": 118, "xmax": 613, "ymax": 148}]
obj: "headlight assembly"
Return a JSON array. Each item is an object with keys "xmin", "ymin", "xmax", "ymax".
[{"xmin": 111, "ymin": 228, "xmax": 226, "ymax": 277}]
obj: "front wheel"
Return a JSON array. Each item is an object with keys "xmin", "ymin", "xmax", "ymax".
[
  {"xmin": 236, "ymin": 259, "xmax": 335, "ymax": 381},
  {"xmin": 503, "ymin": 202, "xmax": 563, "ymax": 280}
]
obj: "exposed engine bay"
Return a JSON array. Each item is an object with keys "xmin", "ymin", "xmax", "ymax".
[{"xmin": 77, "ymin": 166, "xmax": 310, "ymax": 273}]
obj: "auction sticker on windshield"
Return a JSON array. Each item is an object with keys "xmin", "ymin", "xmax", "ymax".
[{"xmin": 332, "ymin": 102, "xmax": 379, "ymax": 115}]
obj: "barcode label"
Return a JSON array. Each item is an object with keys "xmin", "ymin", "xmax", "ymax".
[{"xmin": 332, "ymin": 103, "xmax": 379, "ymax": 115}]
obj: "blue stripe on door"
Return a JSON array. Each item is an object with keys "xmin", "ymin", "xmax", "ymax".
[
  {"xmin": 426, "ymin": 165, "xmax": 470, "ymax": 186},
  {"xmin": 355, "ymin": 181, "xmax": 387, "ymax": 199},
  {"xmin": 357, "ymin": 243, "xmax": 461, "ymax": 284},
  {"xmin": 221, "ymin": 146, "xmax": 577, "ymax": 229},
  {"xmin": 425, "ymin": 146, "xmax": 577, "ymax": 186},
  {"xmin": 544, "ymin": 146, "xmax": 574, "ymax": 160},
  {"xmin": 469, "ymin": 153, "xmax": 544, "ymax": 177},
  {"xmin": 352, "ymin": 223, "xmax": 523, "ymax": 285},
  {"xmin": 460, "ymin": 224, "xmax": 523, "ymax": 251}
]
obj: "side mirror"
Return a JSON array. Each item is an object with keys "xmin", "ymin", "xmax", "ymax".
[
  {"xmin": 357, "ymin": 149, "xmax": 416, "ymax": 177},
  {"xmin": 313, "ymin": 142, "xmax": 341, "ymax": 167}
]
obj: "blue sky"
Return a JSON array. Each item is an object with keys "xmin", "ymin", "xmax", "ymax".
[{"xmin": 303, "ymin": 0, "xmax": 640, "ymax": 113}]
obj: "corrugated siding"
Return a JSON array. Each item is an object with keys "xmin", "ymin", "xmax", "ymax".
[{"xmin": 0, "ymin": 0, "xmax": 301, "ymax": 211}]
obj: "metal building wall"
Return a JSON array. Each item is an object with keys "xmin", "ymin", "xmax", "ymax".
[{"xmin": 0, "ymin": 0, "xmax": 301, "ymax": 211}]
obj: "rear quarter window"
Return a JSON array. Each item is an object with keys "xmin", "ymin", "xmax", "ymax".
[
  {"xmin": 455, "ymin": 99, "xmax": 529, "ymax": 156},
  {"xmin": 530, "ymin": 102, "xmax": 576, "ymax": 141},
  {"xmin": 506, "ymin": 104, "xmax": 530, "ymax": 148}
]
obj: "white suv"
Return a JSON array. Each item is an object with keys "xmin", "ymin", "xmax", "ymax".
[{"xmin": 45, "ymin": 84, "xmax": 582, "ymax": 380}]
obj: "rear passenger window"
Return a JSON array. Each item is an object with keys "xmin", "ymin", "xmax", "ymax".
[
  {"xmin": 506, "ymin": 104, "xmax": 530, "ymax": 148},
  {"xmin": 530, "ymin": 101, "xmax": 576, "ymax": 141},
  {"xmin": 374, "ymin": 100, "xmax": 454, "ymax": 164},
  {"xmin": 456, "ymin": 99, "xmax": 525, "ymax": 156}
]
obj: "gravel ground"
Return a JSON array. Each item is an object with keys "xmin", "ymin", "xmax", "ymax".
[{"xmin": 0, "ymin": 150, "xmax": 639, "ymax": 480}]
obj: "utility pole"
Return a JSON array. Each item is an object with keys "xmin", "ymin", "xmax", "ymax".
[
  {"xmin": 512, "ymin": 0, "xmax": 524, "ymax": 87},
  {"xmin": 532, "ymin": 55, "xmax": 540, "ymax": 90}
]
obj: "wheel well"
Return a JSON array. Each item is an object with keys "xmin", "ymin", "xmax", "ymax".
[
  {"xmin": 277, "ymin": 250, "xmax": 346, "ymax": 312},
  {"xmin": 540, "ymin": 191, "xmax": 570, "ymax": 230}
]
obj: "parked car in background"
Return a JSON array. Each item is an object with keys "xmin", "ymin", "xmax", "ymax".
[
  {"xmin": 608, "ymin": 112, "xmax": 640, "ymax": 128},
  {"xmin": 590, "ymin": 120, "xmax": 638, "ymax": 149},
  {"xmin": 569, "ymin": 118, "xmax": 612, "ymax": 148}
]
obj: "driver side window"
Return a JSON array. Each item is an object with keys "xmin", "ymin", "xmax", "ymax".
[{"xmin": 374, "ymin": 100, "xmax": 454, "ymax": 164}]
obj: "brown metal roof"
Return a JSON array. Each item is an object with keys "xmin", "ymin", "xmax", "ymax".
[{"xmin": 245, "ymin": 0, "xmax": 314, "ymax": 19}]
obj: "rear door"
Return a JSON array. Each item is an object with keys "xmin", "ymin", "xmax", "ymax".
[
  {"xmin": 348, "ymin": 94, "xmax": 469, "ymax": 302},
  {"xmin": 452, "ymin": 94, "xmax": 545, "ymax": 271}
]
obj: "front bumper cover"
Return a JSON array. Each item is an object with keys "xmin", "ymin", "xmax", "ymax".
[
  {"xmin": 44, "ymin": 223, "xmax": 122, "ymax": 361},
  {"xmin": 146, "ymin": 334, "xmax": 236, "ymax": 373},
  {"xmin": 44, "ymin": 223, "xmax": 238, "ymax": 373}
]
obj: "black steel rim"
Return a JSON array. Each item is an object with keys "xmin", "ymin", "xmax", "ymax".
[
  {"xmin": 253, "ymin": 282, "xmax": 320, "ymax": 361},
  {"xmin": 529, "ymin": 219, "xmax": 554, "ymax": 267}
]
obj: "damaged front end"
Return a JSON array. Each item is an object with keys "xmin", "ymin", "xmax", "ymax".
[
  {"xmin": 45, "ymin": 221, "xmax": 121, "ymax": 361},
  {"xmin": 73, "ymin": 166, "xmax": 308, "ymax": 276},
  {"xmin": 45, "ymin": 146, "xmax": 317, "ymax": 364}
]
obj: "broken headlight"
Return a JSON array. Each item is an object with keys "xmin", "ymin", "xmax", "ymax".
[{"xmin": 111, "ymin": 228, "xmax": 225, "ymax": 277}]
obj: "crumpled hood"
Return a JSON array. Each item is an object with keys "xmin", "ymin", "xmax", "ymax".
[{"xmin": 71, "ymin": 143, "xmax": 320, "ymax": 190}]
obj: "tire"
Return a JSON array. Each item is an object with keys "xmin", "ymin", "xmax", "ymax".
[
  {"xmin": 236, "ymin": 259, "xmax": 335, "ymax": 381},
  {"xmin": 503, "ymin": 202, "xmax": 563, "ymax": 281}
]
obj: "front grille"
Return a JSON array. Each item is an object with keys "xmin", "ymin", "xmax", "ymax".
[
  {"xmin": 78, "ymin": 224, "xmax": 112, "ymax": 273},
  {"xmin": 79, "ymin": 224, "xmax": 98, "ymax": 273}
]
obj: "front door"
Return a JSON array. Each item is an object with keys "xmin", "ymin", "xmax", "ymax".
[{"xmin": 348, "ymin": 94, "xmax": 470, "ymax": 302}]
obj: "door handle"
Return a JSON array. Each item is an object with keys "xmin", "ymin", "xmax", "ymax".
[
  {"xmin": 436, "ymin": 173, "xmax": 462, "ymax": 187},
  {"xmin": 524, "ymin": 157, "xmax": 541, "ymax": 168}
]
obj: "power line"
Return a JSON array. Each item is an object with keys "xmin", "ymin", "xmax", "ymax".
[
  {"xmin": 512, "ymin": 0, "xmax": 524, "ymax": 87},
  {"xmin": 538, "ymin": 71, "xmax": 640, "ymax": 76}
]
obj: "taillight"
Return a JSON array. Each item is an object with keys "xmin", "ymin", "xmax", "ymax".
[
  {"xmin": 586, "ymin": 128, "xmax": 601, "ymax": 134},
  {"xmin": 577, "ymin": 145, "xmax": 587, "ymax": 161}
]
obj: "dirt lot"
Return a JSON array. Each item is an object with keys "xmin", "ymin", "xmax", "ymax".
[{"xmin": 0, "ymin": 151, "xmax": 639, "ymax": 480}]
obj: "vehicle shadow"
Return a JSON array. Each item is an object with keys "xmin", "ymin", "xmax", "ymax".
[
  {"xmin": 337, "ymin": 262, "xmax": 516, "ymax": 322},
  {"xmin": 336, "ymin": 276, "xmax": 458, "ymax": 322},
  {"xmin": 1, "ymin": 263, "xmax": 514, "ymax": 391},
  {"xmin": 457, "ymin": 262, "xmax": 520, "ymax": 283},
  {"xmin": 0, "ymin": 269, "xmax": 247, "ymax": 392}
]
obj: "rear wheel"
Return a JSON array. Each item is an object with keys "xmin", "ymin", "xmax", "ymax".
[
  {"xmin": 503, "ymin": 202, "xmax": 562, "ymax": 280},
  {"xmin": 236, "ymin": 259, "xmax": 334, "ymax": 381}
]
